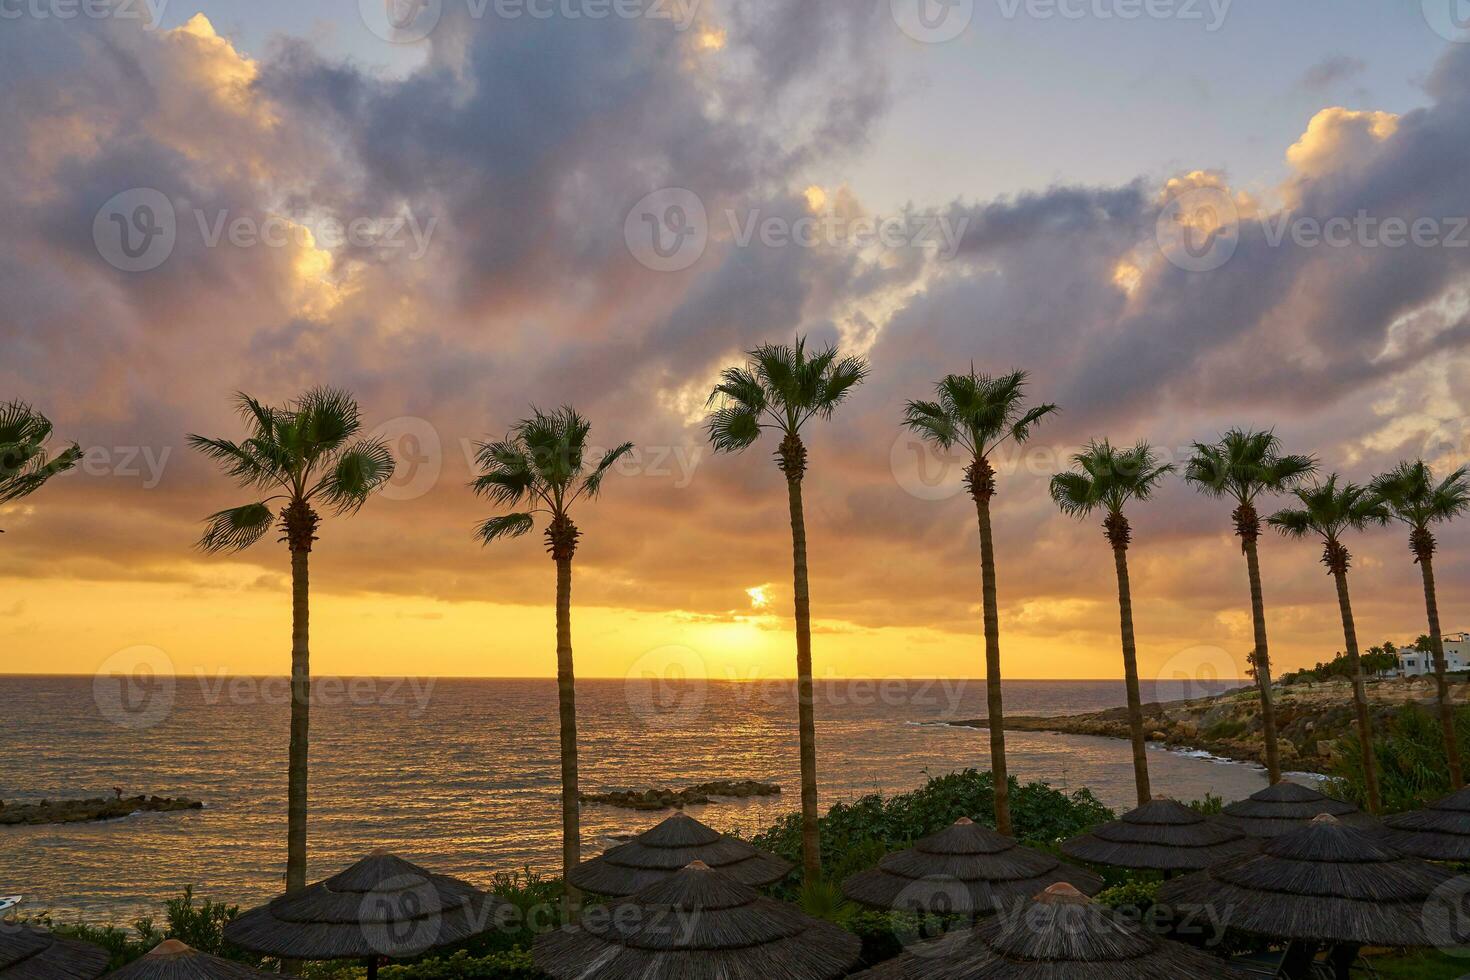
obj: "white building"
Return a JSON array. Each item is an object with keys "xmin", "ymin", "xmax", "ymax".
[{"xmin": 1398, "ymin": 632, "xmax": 1470, "ymax": 675}]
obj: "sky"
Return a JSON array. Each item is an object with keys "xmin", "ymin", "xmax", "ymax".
[{"xmin": 2, "ymin": 0, "xmax": 1469, "ymax": 683}]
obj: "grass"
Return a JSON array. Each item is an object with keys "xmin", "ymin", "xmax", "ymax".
[{"xmin": 1370, "ymin": 949, "xmax": 1470, "ymax": 978}]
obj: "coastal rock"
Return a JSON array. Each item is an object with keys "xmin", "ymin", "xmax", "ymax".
[
  {"xmin": 949, "ymin": 675, "xmax": 1470, "ymax": 775},
  {"xmin": 0, "ymin": 795, "xmax": 203, "ymax": 827},
  {"xmin": 580, "ymin": 780, "xmax": 780, "ymax": 811}
]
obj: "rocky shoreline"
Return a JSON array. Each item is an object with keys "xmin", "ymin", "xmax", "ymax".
[
  {"xmin": 0, "ymin": 795, "xmax": 203, "ymax": 826},
  {"xmin": 951, "ymin": 675, "xmax": 1470, "ymax": 774},
  {"xmin": 580, "ymin": 779, "xmax": 781, "ymax": 811}
]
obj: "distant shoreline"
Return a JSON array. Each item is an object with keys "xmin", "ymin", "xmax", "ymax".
[{"xmin": 948, "ymin": 674, "xmax": 1470, "ymax": 775}]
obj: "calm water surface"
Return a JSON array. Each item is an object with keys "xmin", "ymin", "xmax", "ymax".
[{"xmin": 0, "ymin": 676, "xmax": 1270, "ymax": 920}]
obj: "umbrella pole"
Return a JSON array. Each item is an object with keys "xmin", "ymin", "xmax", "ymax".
[
  {"xmin": 365, "ymin": 957, "xmax": 378, "ymax": 980},
  {"xmin": 1325, "ymin": 943, "xmax": 1359, "ymax": 980}
]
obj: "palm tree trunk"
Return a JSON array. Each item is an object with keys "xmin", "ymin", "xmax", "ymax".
[
  {"xmin": 1111, "ymin": 540, "xmax": 1151, "ymax": 807},
  {"xmin": 1242, "ymin": 538, "xmax": 1282, "ymax": 784},
  {"xmin": 974, "ymin": 482, "xmax": 1011, "ymax": 836},
  {"xmin": 555, "ymin": 553, "xmax": 583, "ymax": 916},
  {"xmin": 287, "ymin": 545, "xmax": 310, "ymax": 894},
  {"xmin": 785, "ymin": 473, "xmax": 822, "ymax": 881},
  {"xmin": 1420, "ymin": 553, "xmax": 1464, "ymax": 788},
  {"xmin": 1331, "ymin": 564, "xmax": 1380, "ymax": 814}
]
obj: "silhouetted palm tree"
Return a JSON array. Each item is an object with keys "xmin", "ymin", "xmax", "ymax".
[
  {"xmin": 1051, "ymin": 440, "xmax": 1173, "ymax": 808},
  {"xmin": 190, "ymin": 389, "xmax": 394, "ymax": 893},
  {"xmin": 1371, "ymin": 460, "xmax": 1470, "ymax": 788},
  {"xmin": 903, "ymin": 369, "xmax": 1056, "ymax": 835},
  {"xmin": 471, "ymin": 406, "xmax": 632, "ymax": 914},
  {"xmin": 1185, "ymin": 429, "xmax": 1315, "ymax": 784},
  {"xmin": 706, "ymin": 337, "xmax": 867, "ymax": 879},
  {"xmin": 1268, "ymin": 476, "xmax": 1388, "ymax": 813},
  {"xmin": 0, "ymin": 401, "xmax": 81, "ymax": 533}
]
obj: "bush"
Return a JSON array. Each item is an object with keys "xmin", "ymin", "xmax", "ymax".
[
  {"xmin": 32, "ymin": 887, "xmax": 248, "ymax": 971},
  {"xmin": 749, "ymin": 769, "xmax": 1113, "ymax": 895},
  {"xmin": 1328, "ymin": 703, "xmax": 1470, "ymax": 813},
  {"xmin": 379, "ymin": 949, "xmax": 545, "ymax": 979}
]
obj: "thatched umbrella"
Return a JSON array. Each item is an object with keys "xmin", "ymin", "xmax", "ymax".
[
  {"xmin": 105, "ymin": 940, "xmax": 274, "ymax": 978},
  {"xmin": 1159, "ymin": 814, "xmax": 1468, "ymax": 977},
  {"xmin": 1216, "ymin": 781, "xmax": 1370, "ymax": 838},
  {"xmin": 1382, "ymin": 786, "xmax": 1470, "ymax": 861},
  {"xmin": 534, "ymin": 861, "xmax": 860, "ymax": 980},
  {"xmin": 0, "ymin": 923, "xmax": 108, "ymax": 980},
  {"xmin": 853, "ymin": 882, "xmax": 1248, "ymax": 978},
  {"xmin": 1061, "ymin": 798, "xmax": 1255, "ymax": 872},
  {"xmin": 842, "ymin": 818, "xmax": 1103, "ymax": 915},
  {"xmin": 224, "ymin": 852, "xmax": 509, "ymax": 979},
  {"xmin": 568, "ymin": 812, "xmax": 793, "ymax": 896}
]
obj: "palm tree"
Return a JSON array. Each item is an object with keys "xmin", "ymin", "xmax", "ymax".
[
  {"xmin": 902, "ymin": 369, "xmax": 1056, "ymax": 835},
  {"xmin": 1371, "ymin": 460, "xmax": 1470, "ymax": 788},
  {"xmin": 1184, "ymin": 429, "xmax": 1315, "ymax": 785},
  {"xmin": 705, "ymin": 337, "xmax": 867, "ymax": 879},
  {"xmin": 1050, "ymin": 440, "xmax": 1174, "ymax": 808},
  {"xmin": 0, "ymin": 401, "xmax": 81, "ymax": 532},
  {"xmin": 470, "ymin": 406, "xmax": 632, "ymax": 913},
  {"xmin": 1267, "ymin": 476, "xmax": 1388, "ymax": 813},
  {"xmin": 190, "ymin": 389, "xmax": 394, "ymax": 893}
]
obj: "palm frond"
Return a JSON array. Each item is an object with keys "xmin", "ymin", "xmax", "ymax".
[
  {"xmin": 316, "ymin": 438, "xmax": 396, "ymax": 514},
  {"xmin": 1049, "ymin": 471, "xmax": 1098, "ymax": 518},
  {"xmin": 1266, "ymin": 507, "xmax": 1315, "ymax": 538},
  {"xmin": 900, "ymin": 400, "xmax": 960, "ymax": 449},
  {"xmin": 705, "ymin": 406, "xmax": 763, "ymax": 454},
  {"xmin": 1185, "ymin": 429, "xmax": 1314, "ymax": 504},
  {"xmin": 578, "ymin": 441, "xmax": 635, "ymax": 500},
  {"xmin": 0, "ymin": 402, "xmax": 81, "ymax": 507},
  {"xmin": 474, "ymin": 512, "xmax": 535, "ymax": 545},
  {"xmin": 198, "ymin": 502, "xmax": 275, "ymax": 554}
]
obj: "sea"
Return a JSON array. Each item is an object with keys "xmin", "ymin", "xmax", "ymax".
[{"xmin": 0, "ymin": 675, "xmax": 1277, "ymax": 922}]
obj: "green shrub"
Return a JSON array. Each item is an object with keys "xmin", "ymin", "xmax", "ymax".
[
  {"xmin": 379, "ymin": 948, "xmax": 545, "ymax": 979},
  {"xmin": 1328, "ymin": 703, "xmax": 1470, "ymax": 813},
  {"xmin": 749, "ymin": 769, "xmax": 1112, "ymax": 896}
]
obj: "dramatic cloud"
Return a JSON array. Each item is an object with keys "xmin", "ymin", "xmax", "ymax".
[{"xmin": 2, "ymin": 10, "xmax": 1468, "ymax": 680}]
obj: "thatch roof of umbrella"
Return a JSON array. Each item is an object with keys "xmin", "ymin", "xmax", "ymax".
[
  {"xmin": 1216, "ymin": 781, "xmax": 1370, "ymax": 838},
  {"xmin": 534, "ymin": 861, "xmax": 860, "ymax": 980},
  {"xmin": 1382, "ymin": 786, "xmax": 1470, "ymax": 861},
  {"xmin": 105, "ymin": 940, "xmax": 275, "ymax": 979},
  {"xmin": 223, "ymin": 852, "xmax": 507, "ymax": 964},
  {"xmin": 0, "ymin": 922, "xmax": 109, "ymax": 979},
  {"xmin": 1061, "ymin": 798, "xmax": 1255, "ymax": 871},
  {"xmin": 852, "ymin": 883, "xmax": 1249, "ymax": 979},
  {"xmin": 567, "ymin": 812, "xmax": 793, "ymax": 896},
  {"xmin": 841, "ymin": 818, "xmax": 1104, "ymax": 915},
  {"xmin": 1158, "ymin": 814, "xmax": 1465, "ymax": 947}
]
